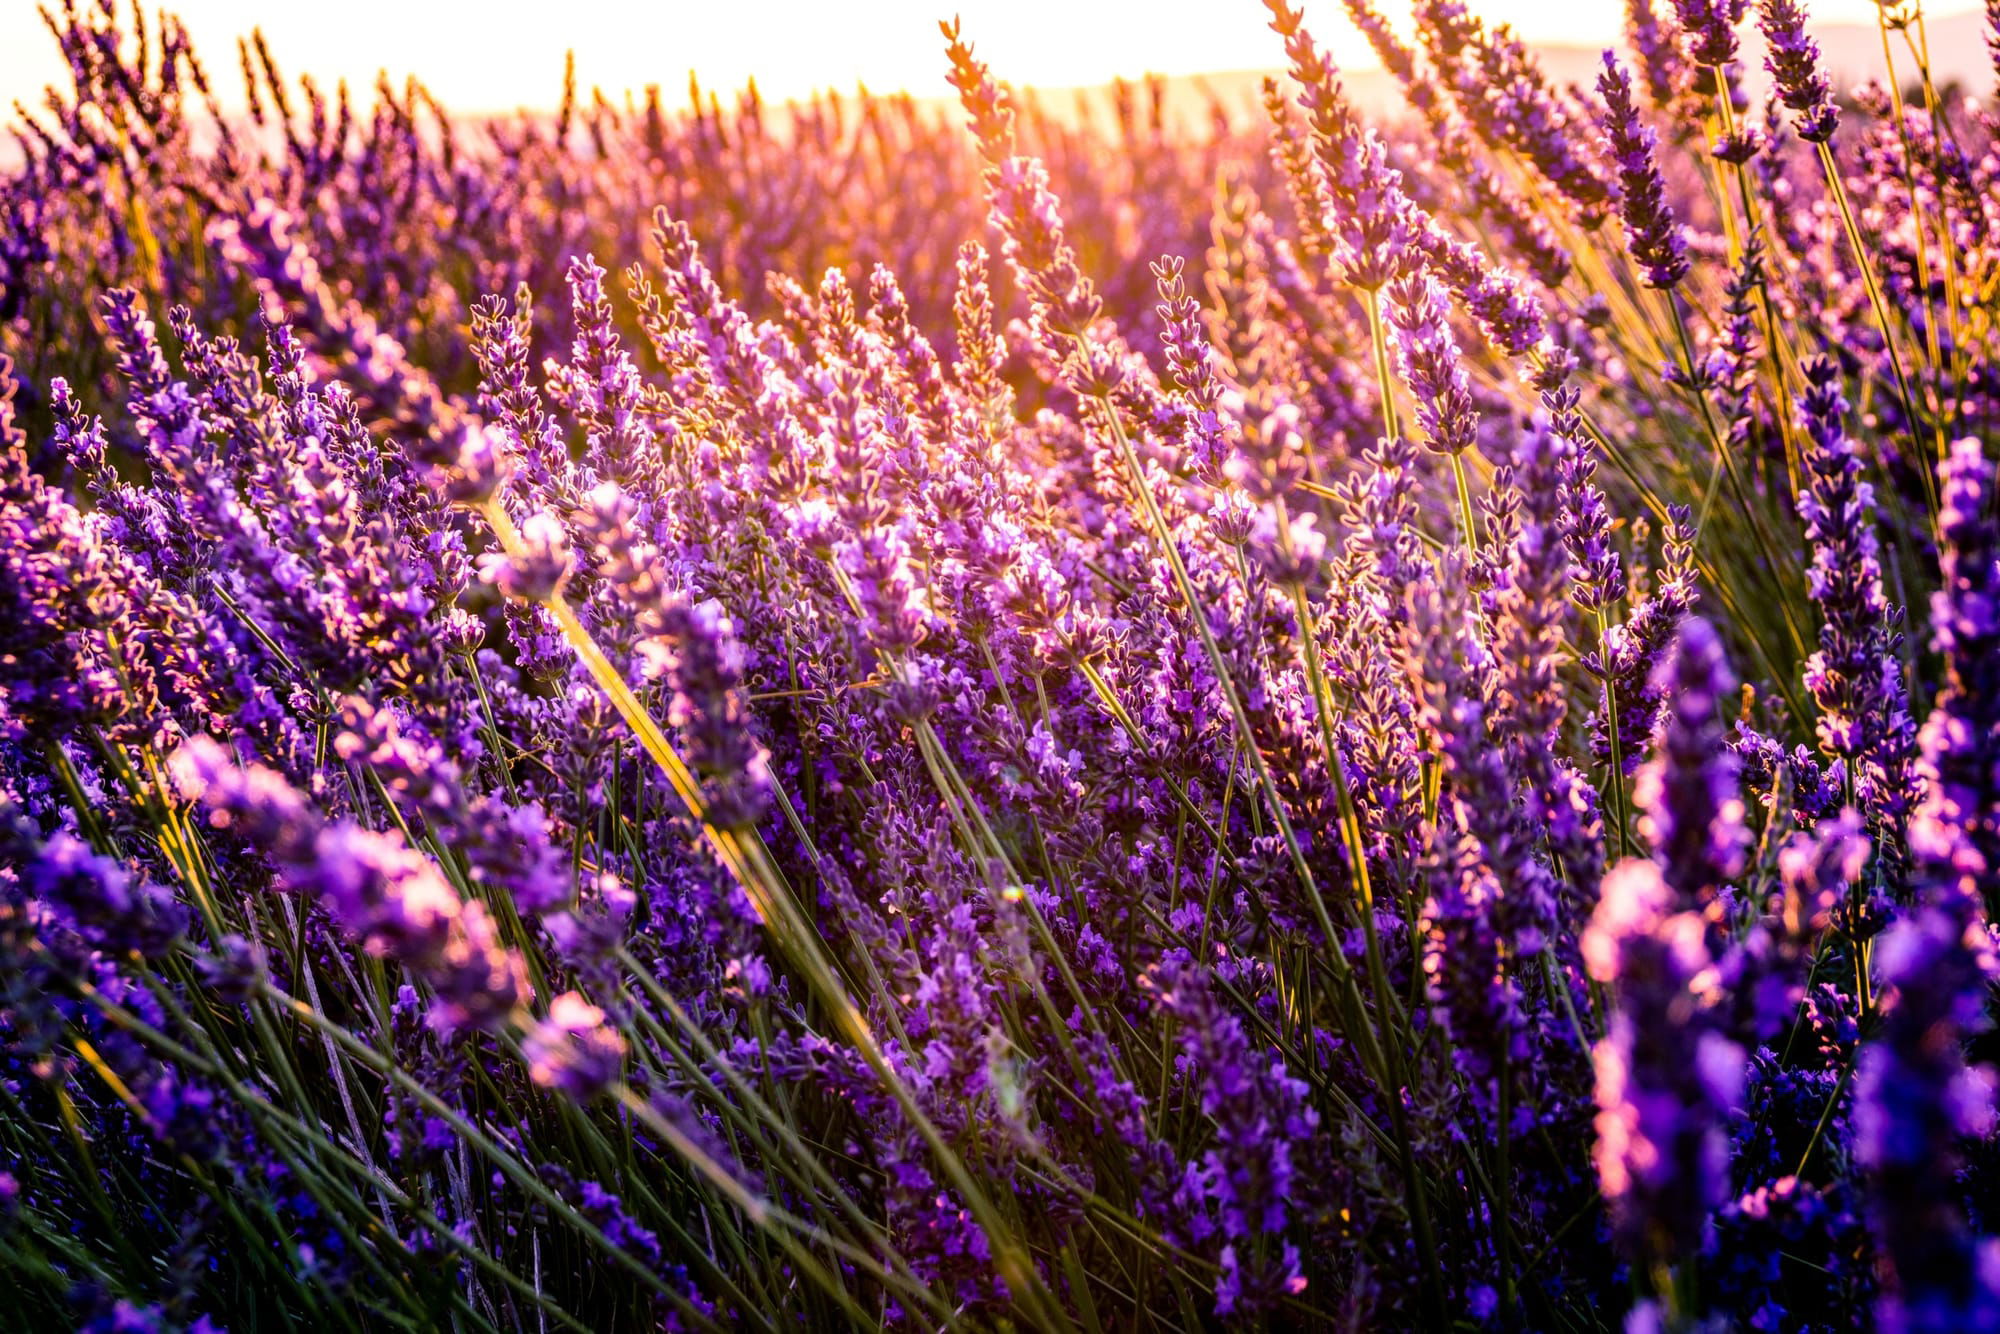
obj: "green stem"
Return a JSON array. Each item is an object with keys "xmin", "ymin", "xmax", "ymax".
[{"xmin": 1813, "ymin": 140, "xmax": 1940, "ymax": 519}]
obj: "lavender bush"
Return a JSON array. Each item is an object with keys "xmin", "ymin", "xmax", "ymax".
[{"xmin": 2, "ymin": 0, "xmax": 1999, "ymax": 1327}]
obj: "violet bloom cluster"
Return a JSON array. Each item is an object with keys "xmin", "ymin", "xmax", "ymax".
[
  {"xmin": 1587, "ymin": 504, "xmax": 1700, "ymax": 773},
  {"xmin": 574, "ymin": 483, "xmax": 773, "ymax": 829},
  {"xmin": 1598, "ymin": 54, "xmax": 1691, "ymax": 289},
  {"xmin": 1912, "ymin": 439, "xmax": 2000, "ymax": 916},
  {"xmin": 523, "ymin": 991, "xmax": 628, "ymax": 1100},
  {"xmin": 1850, "ymin": 439, "xmax": 2000, "ymax": 1330},
  {"xmin": 1586, "ymin": 857, "xmax": 1743, "ymax": 1267},
  {"xmin": 1757, "ymin": 0, "xmax": 1839, "ymax": 143},
  {"xmin": 1673, "ymin": 0, "xmax": 1749, "ymax": 68},
  {"xmin": 1588, "ymin": 621, "xmax": 1748, "ymax": 1272},
  {"xmin": 1856, "ymin": 906, "xmax": 2000, "ymax": 1334},
  {"xmin": 1632, "ymin": 617, "xmax": 1747, "ymax": 909},
  {"xmin": 169, "ymin": 736, "xmax": 531, "ymax": 1038},
  {"xmin": 1386, "ymin": 270, "xmax": 1479, "ymax": 456},
  {"xmin": 1797, "ymin": 355, "xmax": 1918, "ymax": 837}
]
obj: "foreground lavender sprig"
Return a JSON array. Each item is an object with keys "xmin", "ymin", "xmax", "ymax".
[
  {"xmin": 1598, "ymin": 54, "xmax": 1690, "ymax": 288},
  {"xmin": 1588, "ymin": 504, "xmax": 1700, "ymax": 774},
  {"xmin": 1797, "ymin": 356, "xmax": 1918, "ymax": 841},
  {"xmin": 1757, "ymin": 0, "xmax": 1838, "ymax": 143},
  {"xmin": 1633, "ymin": 616, "xmax": 1747, "ymax": 909},
  {"xmin": 1587, "ymin": 858, "xmax": 1743, "ymax": 1272},
  {"xmin": 1915, "ymin": 439, "xmax": 2000, "ymax": 916},
  {"xmin": 169, "ymin": 737, "xmax": 531, "ymax": 1037},
  {"xmin": 1852, "ymin": 441, "xmax": 2000, "ymax": 1333},
  {"xmin": 1856, "ymin": 906, "xmax": 2000, "ymax": 1333},
  {"xmin": 1588, "ymin": 620, "xmax": 1747, "ymax": 1290},
  {"xmin": 572, "ymin": 482, "xmax": 773, "ymax": 829}
]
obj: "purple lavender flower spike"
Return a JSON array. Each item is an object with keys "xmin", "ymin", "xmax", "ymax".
[
  {"xmin": 1625, "ymin": 0, "xmax": 1689, "ymax": 114},
  {"xmin": 171, "ymin": 739, "xmax": 529, "ymax": 1036},
  {"xmin": 1386, "ymin": 270, "xmax": 1478, "ymax": 456},
  {"xmin": 1757, "ymin": 0, "xmax": 1839, "ymax": 143},
  {"xmin": 1856, "ymin": 909, "xmax": 2000, "ymax": 1334},
  {"xmin": 12, "ymin": 827, "xmax": 187, "ymax": 958},
  {"xmin": 1587, "ymin": 617, "xmax": 1756, "ymax": 1283},
  {"xmin": 1797, "ymin": 356, "xmax": 1918, "ymax": 842},
  {"xmin": 1598, "ymin": 54, "xmax": 1690, "ymax": 289},
  {"xmin": 1587, "ymin": 506, "xmax": 1699, "ymax": 774},
  {"xmin": 1552, "ymin": 381, "xmax": 1625, "ymax": 616},
  {"xmin": 1853, "ymin": 445, "xmax": 2000, "ymax": 1333},
  {"xmin": 477, "ymin": 509, "xmax": 574, "ymax": 603},
  {"xmin": 1914, "ymin": 439, "xmax": 2000, "ymax": 917},
  {"xmin": 1734, "ymin": 721, "xmax": 1847, "ymax": 829},
  {"xmin": 523, "ymin": 992, "xmax": 627, "ymax": 1101},
  {"xmin": 1586, "ymin": 858, "xmax": 1745, "ymax": 1270},
  {"xmin": 1632, "ymin": 616, "xmax": 1747, "ymax": 909},
  {"xmin": 1672, "ymin": 0, "xmax": 1747, "ymax": 68},
  {"xmin": 576, "ymin": 483, "xmax": 771, "ymax": 827}
]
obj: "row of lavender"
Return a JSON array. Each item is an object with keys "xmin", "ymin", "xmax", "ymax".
[{"xmin": 3, "ymin": 0, "xmax": 1999, "ymax": 1328}]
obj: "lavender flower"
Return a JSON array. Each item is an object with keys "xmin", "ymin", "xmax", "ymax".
[
  {"xmin": 1265, "ymin": 0, "xmax": 1417, "ymax": 290},
  {"xmin": 1385, "ymin": 270, "xmax": 1478, "ymax": 456},
  {"xmin": 1914, "ymin": 439, "xmax": 2000, "ymax": 917},
  {"xmin": 1588, "ymin": 505, "xmax": 1699, "ymax": 773},
  {"xmin": 1144, "ymin": 958, "xmax": 1321, "ymax": 1316},
  {"xmin": 523, "ymin": 992, "xmax": 627, "ymax": 1100},
  {"xmin": 170, "ymin": 738, "xmax": 529, "ymax": 1035},
  {"xmin": 1585, "ymin": 858, "xmax": 1745, "ymax": 1267},
  {"xmin": 1408, "ymin": 561, "xmax": 1557, "ymax": 1113},
  {"xmin": 1626, "ymin": 0, "xmax": 1689, "ymax": 113},
  {"xmin": 575, "ymin": 483, "xmax": 771, "ymax": 827},
  {"xmin": 1856, "ymin": 908, "xmax": 2000, "ymax": 1333},
  {"xmin": 1672, "ymin": 0, "xmax": 1748, "ymax": 68},
  {"xmin": 1632, "ymin": 616, "xmax": 1747, "ymax": 909},
  {"xmin": 1414, "ymin": 0, "xmax": 1614, "ymax": 225},
  {"xmin": 1598, "ymin": 54, "xmax": 1690, "ymax": 289},
  {"xmin": 1493, "ymin": 422, "xmax": 1601, "ymax": 910},
  {"xmin": 1735, "ymin": 721, "xmax": 1847, "ymax": 828},
  {"xmin": 1851, "ymin": 442, "xmax": 2000, "ymax": 1333},
  {"xmin": 1152, "ymin": 255, "xmax": 1227, "ymax": 479},
  {"xmin": 1757, "ymin": 0, "xmax": 1839, "ymax": 143},
  {"xmin": 1554, "ymin": 383, "xmax": 1626, "ymax": 615},
  {"xmin": 13, "ymin": 828, "xmax": 187, "ymax": 957},
  {"xmin": 1797, "ymin": 356, "xmax": 1917, "ymax": 838},
  {"xmin": 477, "ymin": 509, "xmax": 574, "ymax": 603}
]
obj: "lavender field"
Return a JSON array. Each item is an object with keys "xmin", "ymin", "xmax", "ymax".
[{"xmin": 2, "ymin": 0, "xmax": 1998, "ymax": 1327}]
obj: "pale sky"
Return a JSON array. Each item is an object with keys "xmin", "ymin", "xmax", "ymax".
[{"xmin": 0, "ymin": 0, "xmax": 1980, "ymax": 115}]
